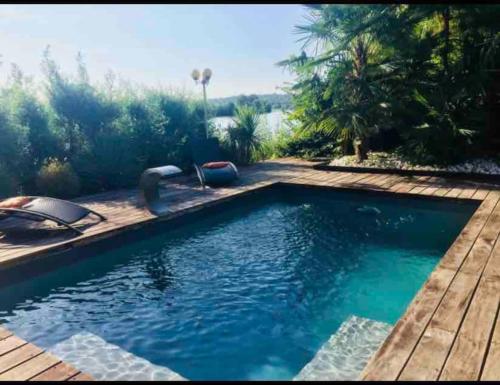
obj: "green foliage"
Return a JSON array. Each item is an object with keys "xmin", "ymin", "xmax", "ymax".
[
  {"xmin": 222, "ymin": 105, "xmax": 262, "ymax": 165},
  {"xmin": 73, "ymin": 130, "xmax": 143, "ymax": 192},
  {"xmin": 210, "ymin": 93, "xmax": 288, "ymax": 117},
  {"xmin": 0, "ymin": 164, "xmax": 19, "ymax": 198},
  {"xmin": 0, "ymin": 52, "xmax": 209, "ymax": 197},
  {"xmin": 282, "ymin": 128, "xmax": 339, "ymax": 159},
  {"xmin": 212, "ymin": 101, "xmax": 236, "ymax": 117},
  {"xmin": 42, "ymin": 49, "xmax": 120, "ymax": 156},
  {"xmin": 1, "ymin": 66, "xmax": 62, "ymax": 192},
  {"xmin": 235, "ymin": 95, "xmax": 272, "ymax": 114},
  {"xmin": 257, "ymin": 126, "xmax": 296, "ymax": 160},
  {"xmin": 36, "ymin": 158, "xmax": 81, "ymax": 198},
  {"xmin": 280, "ymin": 4, "xmax": 500, "ymax": 165},
  {"xmin": 0, "ymin": 94, "xmax": 32, "ymax": 190}
]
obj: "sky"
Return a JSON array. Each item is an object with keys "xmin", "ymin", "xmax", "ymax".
[{"xmin": 0, "ymin": 4, "xmax": 308, "ymax": 98}]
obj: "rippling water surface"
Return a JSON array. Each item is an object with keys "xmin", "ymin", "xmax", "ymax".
[{"xmin": 0, "ymin": 187, "xmax": 477, "ymax": 380}]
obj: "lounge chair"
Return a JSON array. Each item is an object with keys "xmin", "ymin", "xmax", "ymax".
[
  {"xmin": 0, "ymin": 196, "xmax": 106, "ymax": 235},
  {"xmin": 191, "ymin": 137, "xmax": 239, "ymax": 188}
]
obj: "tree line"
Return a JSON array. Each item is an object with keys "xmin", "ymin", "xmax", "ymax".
[{"xmin": 210, "ymin": 93, "xmax": 292, "ymax": 117}]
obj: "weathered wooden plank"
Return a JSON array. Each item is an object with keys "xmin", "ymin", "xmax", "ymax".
[
  {"xmin": 364, "ymin": 173, "xmax": 394, "ymax": 187},
  {"xmin": 325, "ymin": 172, "xmax": 355, "ymax": 184},
  {"xmin": 392, "ymin": 176, "xmax": 430, "ymax": 193},
  {"xmin": 350, "ymin": 173, "xmax": 385, "ymax": 186},
  {"xmin": 399, "ymin": 271, "xmax": 479, "ymax": 380},
  {"xmin": 472, "ymin": 189, "xmax": 491, "ymax": 200},
  {"xmin": 459, "ymin": 200, "xmax": 500, "ymax": 275},
  {"xmin": 0, "ymin": 344, "xmax": 43, "ymax": 374},
  {"xmin": 483, "ymin": 236, "xmax": 500, "ymax": 279},
  {"xmin": 445, "ymin": 186, "xmax": 465, "ymax": 198},
  {"xmin": 0, "ymin": 329, "xmax": 13, "ymax": 342},
  {"xmin": 0, "ymin": 351, "xmax": 60, "ymax": 380},
  {"xmin": 481, "ymin": 300, "xmax": 500, "ymax": 380},
  {"xmin": 398, "ymin": 326, "xmax": 454, "ymax": 380},
  {"xmin": 408, "ymin": 184, "xmax": 429, "ymax": 194},
  {"xmin": 29, "ymin": 361, "xmax": 80, "ymax": 381},
  {"xmin": 338, "ymin": 172, "xmax": 376, "ymax": 187},
  {"xmin": 0, "ymin": 336, "xmax": 27, "ymax": 357},
  {"xmin": 350, "ymin": 172, "xmax": 385, "ymax": 186},
  {"xmin": 440, "ymin": 278, "xmax": 500, "ymax": 380},
  {"xmin": 68, "ymin": 372, "xmax": 94, "ymax": 381},
  {"xmin": 459, "ymin": 186, "xmax": 479, "ymax": 199},
  {"xmin": 339, "ymin": 173, "xmax": 375, "ymax": 186},
  {"xmin": 440, "ymin": 193, "xmax": 500, "ymax": 271},
  {"xmin": 377, "ymin": 175, "xmax": 406, "ymax": 190},
  {"xmin": 419, "ymin": 185, "xmax": 441, "ymax": 196}
]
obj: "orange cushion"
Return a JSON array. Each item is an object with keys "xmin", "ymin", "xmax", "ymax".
[
  {"xmin": 202, "ymin": 161, "xmax": 231, "ymax": 169},
  {"xmin": 0, "ymin": 196, "xmax": 32, "ymax": 209}
]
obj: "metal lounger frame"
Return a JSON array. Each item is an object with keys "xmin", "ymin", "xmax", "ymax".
[{"xmin": 0, "ymin": 196, "xmax": 107, "ymax": 235}]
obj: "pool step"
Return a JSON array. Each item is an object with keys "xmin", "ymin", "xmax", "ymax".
[
  {"xmin": 294, "ymin": 315, "xmax": 392, "ymax": 381},
  {"xmin": 48, "ymin": 332, "xmax": 186, "ymax": 381}
]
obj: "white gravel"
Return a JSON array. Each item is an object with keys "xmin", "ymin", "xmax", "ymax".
[{"xmin": 329, "ymin": 153, "xmax": 500, "ymax": 175}]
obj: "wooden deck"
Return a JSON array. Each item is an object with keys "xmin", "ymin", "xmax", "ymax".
[
  {"xmin": 0, "ymin": 326, "xmax": 92, "ymax": 381},
  {"xmin": 1, "ymin": 157, "xmax": 500, "ymax": 381}
]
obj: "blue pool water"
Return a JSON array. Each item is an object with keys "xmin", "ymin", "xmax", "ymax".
[{"xmin": 0, "ymin": 186, "xmax": 477, "ymax": 380}]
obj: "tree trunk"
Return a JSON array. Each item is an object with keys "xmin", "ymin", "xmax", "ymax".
[{"xmin": 354, "ymin": 138, "xmax": 368, "ymax": 163}]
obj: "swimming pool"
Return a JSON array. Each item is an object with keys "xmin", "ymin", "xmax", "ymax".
[{"xmin": 0, "ymin": 185, "xmax": 478, "ymax": 380}]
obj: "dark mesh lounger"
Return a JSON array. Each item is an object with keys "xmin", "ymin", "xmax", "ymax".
[{"xmin": 0, "ymin": 196, "xmax": 106, "ymax": 235}]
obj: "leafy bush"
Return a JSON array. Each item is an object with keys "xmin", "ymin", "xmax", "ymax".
[
  {"xmin": 142, "ymin": 91, "xmax": 205, "ymax": 170},
  {"xmin": 36, "ymin": 158, "xmax": 81, "ymax": 198},
  {"xmin": 223, "ymin": 105, "xmax": 262, "ymax": 165},
  {"xmin": 282, "ymin": 128, "xmax": 339, "ymax": 159},
  {"xmin": 0, "ymin": 52, "xmax": 212, "ymax": 197},
  {"xmin": 0, "ymin": 164, "xmax": 19, "ymax": 198},
  {"xmin": 398, "ymin": 88, "xmax": 483, "ymax": 165},
  {"xmin": 43, "ymin": 50, "xmax": 119, "ymax": 156},
  {"xmin": 73, "ymin": 130, "xmax": 144, "ymax": 193},
  {"xmin": 0, "ymin": 105, "xmax": 32, "ymax": 190}
]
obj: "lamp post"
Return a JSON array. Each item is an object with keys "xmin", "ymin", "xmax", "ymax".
[{"xmin": 191, "ymin": 68, "xmax": 212, "ymax": 139}]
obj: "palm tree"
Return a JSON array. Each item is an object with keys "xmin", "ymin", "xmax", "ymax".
[
  {"xmin": 280, "ymin": 5, "xmax": 395, "ymax": 162},
  {"xmin": 226, "ymin": 105, "xmax": 262, "ymax": 165},
  {"xmin": 280, "ymin": 4, "xmax": 500, "ymax": 163}
]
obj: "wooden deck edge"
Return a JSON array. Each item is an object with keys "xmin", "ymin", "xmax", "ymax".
[{"xmin": 0, "ymin": 328, "xmax": 93, "ymax": 381}]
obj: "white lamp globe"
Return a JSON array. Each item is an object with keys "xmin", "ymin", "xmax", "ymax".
[
  {"xmin": 202, "ymin": 68, "xmax": 212, "ymax": 84},
  {"xmin": 191, "ymin": 69, "xmax": 200, "ymax": 82}
]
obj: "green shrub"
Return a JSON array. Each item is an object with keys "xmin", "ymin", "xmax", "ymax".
[
  {"xmin": 223, "ymin": 105, "xmax": 262, "ymax": 165},
  {"xmin": 0, "ymin": 107, "xmax": 31, "ymax": 186},
  {"xmin": 282, "ymin": 128, "xmax": 339, "ymax": 159},
  {"xmin": 36, "ymin": 158, "xmax": 81, "ymax": 198},
  {"xmin": 73, "ymin": 131, "xmax": 144, "ymax": 193},
  {"xmin": 0, "ymin": 164, "xmax": 19, "ymax": 198}
]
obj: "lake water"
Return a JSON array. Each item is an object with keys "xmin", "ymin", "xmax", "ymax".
[{"xmin": 211, "ymin": 110, "xmax": 289, "ymax": 138}]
